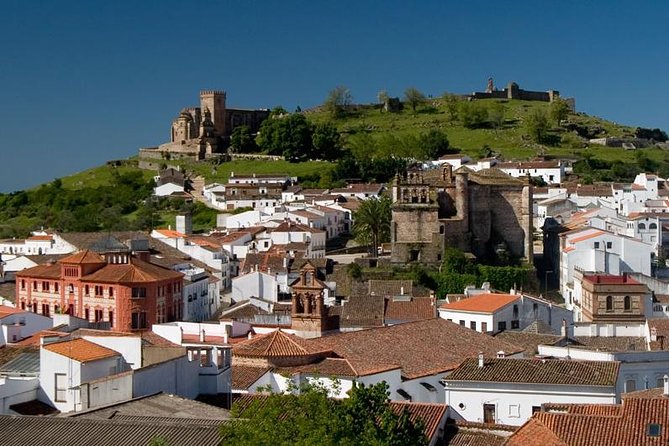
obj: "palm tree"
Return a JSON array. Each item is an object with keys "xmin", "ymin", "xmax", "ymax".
[{"xmin": 353, "ymin": 196, "xmax": 392, "ymax": 256}]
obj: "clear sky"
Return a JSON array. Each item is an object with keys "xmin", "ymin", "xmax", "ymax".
[{"xmin": 1, "ymin": 0, "xmax": 667, "ymax": 192}]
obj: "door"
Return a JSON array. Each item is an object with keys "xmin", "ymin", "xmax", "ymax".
[{"xmin": 483, "ymin": 404, "xmax": 496, "ymax": 424}]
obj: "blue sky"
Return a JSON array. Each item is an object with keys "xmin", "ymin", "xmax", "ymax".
[{"xmin": 1, "ymin": 0, "xmax": 667, "ymax": 192}]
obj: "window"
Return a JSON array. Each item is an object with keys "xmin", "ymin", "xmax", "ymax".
[
  {"xmin": 84, "ymin": 308, "xmax": 90, "ymax": 321},
  {"xmin": 109, "ymin": 287, "xmax": 114, "ymax": 298},
  {"xmin": 470, "ymin": 321, "xmax": 476, "ymax": 330},
  {"xmin": 459, "ymin": 320, "xmax": 465, "ymax": 326},
  {"xmin": 533, "ymin": 303, "xmax": 538, "ymax": 317},
  {"xmin": 532, "ymin": 406, "xmax": 541, "ymax": 414},
  {"xmin": 594, "ymin": 242, "xmax": 600, "ymax": 249},
  {"xmin": 624, "ymin": 295, "xmax": 631, "ymax": 312},
  {"xmin": 109, "ymin": 310, "xmax": 114, "ymax": 328},
  {"xmin": 20, "ymin": 280, "xmax": 25, "ymax": 290},
  {"xmin": 131, "ymin": 312, "xmax": 147, "ymax": 329},
  {"xmin": 508, "ymin": 404, "xmax": 520, "ymax": 418},
  {"xmin": 513, "ymin": 305, "xmax": 519, "ymax": 319},
  {"xmin": 497, "ymin": 321, "xmax": 507, "ymax": 332},
  {"xmin": 483, "ymin": 404, "xmax": 496, "ymax": 424},
  {"xmin": 41, "ymin": 304, "xmax": 50, "ymax": 317},
  {"xmin": 54, "ymin": 283, "xmax": 59, "ymax": 292},
  {"xmin": 606, "ymin": 242, "xmax": 612, "ymax": 249},
  {"xmin": 68, "ymin": 284, "xmax": 74, "ymax": 293},
  {"xmin": 410, "ymin": 250, "xmax": 420, "ymax": 262},
  {"xmin": 200, "ymin": 350, "xmax": 210, "ymax": 367},
  {"xmin": 84, "ymin": 285, "xmax": 89, "ymax": 295},
  {"xmin": 55, "ymin": 373, "xmax": 67, "ymax": 402},
  {"xmin": 94, "ymin": 309, "xmax": 103, "ymax": 322},
  {"xmin": 33, "ymin": 281, "xmax": 37, "ymax": 291},
  {"xmin": 42, "ymin": 281, "xmax": 49, "ymax": 291},
  {"xmin": 625, "ymin": 379, "xmax": 636, "ymax": 392},
  {"xmin": 481, "ymin": 322, "xmax": 488, "ymax": 332},
  {"xmin": 606, "ymin": 295, "xmax": 613, "ymax": 312},
  {"xmin": 131, "ymin": 287, "xmax": 147, "ymax": 298},
  {"xmin": 94, "ymin": 286, "xmax": 103, "ymax": 297},
  {"xmin": 511, "ymin": 320, "xmax": 520, "ymax": 329},
  {"xmin": 650, "ymin": 223, "xmax": 658, "ymax": 230},
  {"xmin": 647, "ymin": 423, "xmax": 661, "ymax": 437}
]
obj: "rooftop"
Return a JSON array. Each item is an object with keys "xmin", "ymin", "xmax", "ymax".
[
  {"xmin": 43, "ymin": 338, "xmax": 120, "ymax": 363},
  {"xmin": 445, "ymin": 357, "xmax": 619, "ymax": 387},
  {"xmin": 439, "ymin": 293, "xmax": 519, "ymax": 314}
]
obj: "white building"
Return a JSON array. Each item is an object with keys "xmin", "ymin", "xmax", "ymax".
[
  {"xmin": 443, "ymin": 355, "xmax": 619, "ymax": 426},
  {"xmin": 0, "ymin": 232, "xmax": 73, "ymax": 256},
  {"xmin": 438, "ymin": 292, "xmax": 572, "ymax": 335},
  {"xmin": 560, "ymin": 228, "xmax": 653, "ymax": 305},
  {"xmin": 0, "ymin": 306, "xmax": 53, "ymax": 346},
  {"xmin": 498, "ymin": 160, "xmax": 565, "ymax": 185}
]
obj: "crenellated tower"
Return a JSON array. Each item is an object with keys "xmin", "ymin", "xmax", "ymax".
[{"xmin": 200, "ymin": 90, "xmax": 227, "ymax": 137}]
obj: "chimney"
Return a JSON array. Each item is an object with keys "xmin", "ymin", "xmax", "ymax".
[
  {"xmin": 400, "ymin": 286, "xmax": 405, "ymax": 295},
  {"xmin": 478, "ymin": 352, "xmax": 484, "ymax": 368},
  {"xmin": 247, "ymin": 331, "xmax": 253, "ymax": 340},
  {"xmin": 561, "ymin": 319, "xmax": 567, "ymax": 338},
  {"xmin": 496, "ymin": 351, "xmax": 505, "ymax": 359},
  {"xmin": 199, "ymin": 329, "xmax": 206, "ymax": 343},
  {"xmin": 664, "ymin": 375, "xmax": 669, "ymax": 397},
  {"xmin": 223, "ymin": 324, "xmax": 231, "ymax": 344}
]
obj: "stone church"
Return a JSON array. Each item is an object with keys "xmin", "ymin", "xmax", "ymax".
[
  {"xmin": 140, "ymin": 90, "xmax": 269, "ymax": 161},
  {"xmin": 390, "ymin": 165, "xmax": 533, "ymax": 264}
]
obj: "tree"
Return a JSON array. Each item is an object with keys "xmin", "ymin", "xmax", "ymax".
[
  {"xmin": 442, "ymin": 93, "xmax": 461, "ymax": 121},
  {"xmin": 312, "ymin": 122, "xmax": 342, "ymax": 161},
  {"xmin": 324, "ymin": 86, "xmax": 352, "ymax": 118},
  {"xmin": 403, "ymin": 87, "xmax": 426, "ymax": 112},
  {"xmin": 230, "ymin": 125, "xmax": 258, "ymax": 153},
  {"xmin": 418, "ymin": 129, "xmax": 452, "ymax": 160},
  {"xmin": 459, "ymin": 101, "xmax": 489, "ymax": 129},
  {"xmin": 549, "ymin": 98, "xmax": 571, "ymax": 126},
  {"xmin": 220, "ymin": 382, "xmax": 427, "ymax": 446},
  {"xmin": 256, "ymin": 113, "xmax": 314, "ymax": 161},
  {"xmin": 524, "ymin": 109, "xmax": 550, "ymax": 143},
  {"xmin": 488, "ymin": 102, "xmax": 506, "ymax": 130},
  {"xmin": 353, "ymin": 196, "xmax": 392, "ymax": 256},
  {"xmin": 377, "ymin": 90, "xmax": 389, "ymax": 105}
]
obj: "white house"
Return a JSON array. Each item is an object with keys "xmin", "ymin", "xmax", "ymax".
[
  {"xmin": 0, "ymin": 306, "xmax": 53, "ymax": 346},
  {"xmin": 438, "ymin": 292, "xmax": 572, "ymax": 335},
  {"xmin": 560, "ymin": 228, "xmax": 654, "ymax": 305},
  {"xmin": 329, "ymin": 183, "xmax": 385, "ymax": 200},
  {"xmin": 498, "ymin": 160, "xmax": 565, "ymax": 185},
  {"xmin": 443, "ymin": 355, "xmax": 619, "ymax": 426},
  {"xmin": 231, "ymin": 270, "xmax": 278, "ymax": 303},
  {"xmin": 0, "ymin": 232, "xmax": 73, "ymax": 256}
]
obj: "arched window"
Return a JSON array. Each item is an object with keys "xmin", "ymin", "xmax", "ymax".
[
  {"xmin": 606, "ymin": 295, "xmax": 613, "ymax": 312},
  {"xmin": 624, "ymin": 295, "xmax": 631, "ymax": 311},
  {"xmin": 650, "ymin": 223, "xmax": 658, "ymax": 230},
  {"xmin": 639, "ymin": 223, "xmax": 646, "ymax": 230}
]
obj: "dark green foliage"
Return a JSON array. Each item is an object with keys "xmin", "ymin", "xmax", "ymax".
[
  {"xmin": 459, "ymin": 101, "xmax": 489, "ymax": 129},
  {"xmin": 221, "ymin": 382, "xmax": 427, "ymax": 446},
  {"xmin": 346, "ymin": 262, "xmax": 363, "ymax": 279},
  {"xmin": 524, "ymin": 109, "xmax": 550, "ymax": 143},
  {"xmin": 417, "ymin": 129, "xmax": 453, "ymax": 160},
  {"xmin": 549, "ymin": 98, "xmax": 571, "ymax": 126},
  {"xmin": 312, "ymin": 122, "xmax": 343, "ymax": 161},
  {"xmin": 257, "ymin": 112, "xmax": 315, "ymax": 161},
  {"xmin": 635, "ymin": 127, "xmax": 668, "ymax": 142},
  {"xmin": 230, "ymin": 125, "xmax": 258, "ymax": 153},
  {"xmin": 324, "ymin": 86, "xmax": 352, "ymax": 119},
  {"xmin": 353, "ymin": 196, "xmax": 392, "ymax": 256}
]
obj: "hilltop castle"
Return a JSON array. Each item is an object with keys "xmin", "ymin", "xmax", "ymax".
[
  {"xmin": 139, "ymin": 90, "xmax": 270, "ymax": 161},
  {"xmin": 390, "ymin": 165, "xmax": 533, "ymax": 264}
]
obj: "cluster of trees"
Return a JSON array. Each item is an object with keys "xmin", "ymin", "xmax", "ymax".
[
  {"xmin": 253, "ymin": 110, "xmax": 343, "ymax": 162},
  {"xmin": 353, "ymin": 195, "xmax": 392, "ymax": 256},
  {"xmin": 0, "ymin": 168, "xmax": 218, "ymax": 238},
  {"xmin": 220, "ymin": 382, "xmax": 427, "ymax": 446},
  {"xmin": 573, "ymin": 150, "xmax": 669, "ymax": 183}
]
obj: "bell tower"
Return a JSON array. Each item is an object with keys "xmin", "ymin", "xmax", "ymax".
[{"xmin": 291, "ymin": 262, "xmax": 337, "ymax": 338}]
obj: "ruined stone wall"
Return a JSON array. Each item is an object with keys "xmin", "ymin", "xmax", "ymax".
[
  {"xmin": 225, "ymin": 109, "xmax": 270, "ymax": 136},
  {"xmin": 488, "ymin": 186, "xmax": 532, "ymax": 260},
  {"xmin": 391, "ymin": 205, "xmax": 443, "ymax": 264}
]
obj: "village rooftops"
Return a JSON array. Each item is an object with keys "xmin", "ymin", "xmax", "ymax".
[
  {"xmin": 60, "ymin": 249, "xmax": 106, "ymax": 264},
  {"xmin": 581, "ymin": 274, "xmax": 642, "ymax": 285},
  {"xmin": 43, "ymin": 338, "xmax": 121, "ymax": 363},
  {"xmin": 233, "ymin": 329, "xmax": 330, "ymax": 359},
  {"xmin": 506, "ymin": 398, "xmax": 669, "ymax": 446},
  {"xmin": 445, "ymin": 357, "xmax": 619, "ymax": 387},
  {"xmin": 439, "ymin": 293, "xmax": 519, "ymax": 314},
  {"xmin": 79, "ymin": 257, "xmax": 183, "ymax": 283}
]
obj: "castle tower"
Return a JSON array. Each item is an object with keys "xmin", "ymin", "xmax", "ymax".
[{"xmin": 200, "ymin": 90, "xmax": 227, "ymax": 137}]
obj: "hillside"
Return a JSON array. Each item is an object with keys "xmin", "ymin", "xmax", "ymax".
[{"xmin": 2, "ymin": 95, "xmax": 667, "ymax": 239}]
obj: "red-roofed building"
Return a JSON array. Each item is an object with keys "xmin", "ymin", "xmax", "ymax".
[
  {"xmin": 438, "ymin": 292, "xmax": 572, "ymax": 335},
  {"xmin": 576, "ymin": 273, "xmax": 649, "ymax": 323},
  {"xmin": 16, "ymin": 248, "xmax": 184, "ymax": 332}
]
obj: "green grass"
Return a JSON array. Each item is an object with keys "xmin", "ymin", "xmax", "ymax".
[
  {"xmin": 307, "ymin": 98, "xmax": 640, "ymax": 161},
  {"xmin": 58, "ymin": 162, "xmax": 155, "ymax": 190}
]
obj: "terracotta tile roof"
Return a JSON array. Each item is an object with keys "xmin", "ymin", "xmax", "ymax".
[
  {"xmin": 340, "ymin": 295, "xmax": 385, "ymax": 329},
  {"xmin": 309, "ymin": 319, "xmax": 523, "ymax": 379},
  {"xmin": 232, "ymin": 365, "xmax": 271, "ymax": 390},
  {"xmin": 443, "ymin": 420, "xmax": 515, "ymax": 446},
  {"xmin": 82, "ymin": 258, "xmax": 183, "ymax": 283},
  {"xmin": 569, "ymin": 336, "xmax": 648, "ymax": 352},
  {"xmin": 567, "ymin": 229, "xmax": 605, "ymax": 244},
  {"xmin": 623, "ymin": 387, "xmax": 669, "ymax": 400},
  {"xmin": 43, "ymin": 338, "xmax": 120, "ymax": 363},
  {"xmin": 15, "ymin": 262, "xmax": 61, "ymax": 279},
  {"xmin": 575, "ymin": 184, "xmax": 613, "ymax": 197},
  {"xmin": 542, "ymin": 402, "xmax": 623, "ymax": 416},
  {"xmin": 330, "ymin": 183, "xmax": 384, "ymax": 194},
  {"xmin": 439, "ymin": 293, "xmax": 519, "ymax": 314},
  {"xmin": 271, "ymin": 220, "xmax": 325, "ymax": 234},
  {"xmin": 647, "ymin": 319, "xmax": 669, "ymax": 351},
  {"xmin": 153, "ymin": 229, "xmax": 186, "ymax": 238},
  {"xmin": 233, "ymin": 330, "xmax": 330, "ymax": 358},
  {"xmin": 493, "ymin": 331, "xmax": 562, "ymax": 355},
  {"xmin": 27, "ymin": 235, "xmax": 53, "ymax": 241},
  {"xmin": 13, "ymin": 329, "xmax": 69, "ymax": 346},
  {"xmin": 445, "ymin": 358, "xmax": 619, "ymax": 386},
  {"xmin": 388, "ymin": 401, "xmax": 447, "ymax": 440},
  {"xmin": 0, "ymin": 305, "xmax": 26, "ymax": 318},
  {"xmin": 508, "ymin": 398, "xmax": 669, "ymax": 446},
  {"xmin": 60, "ymin": 249, "xmax": 106, "ymax": 264},
  {"xmin": 276, "ymin": 357, "xmax": 399, "ymax": 378},
  {"xmin": 384, "ymin": 297, "xmax": 436, "ymax": 322}
]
